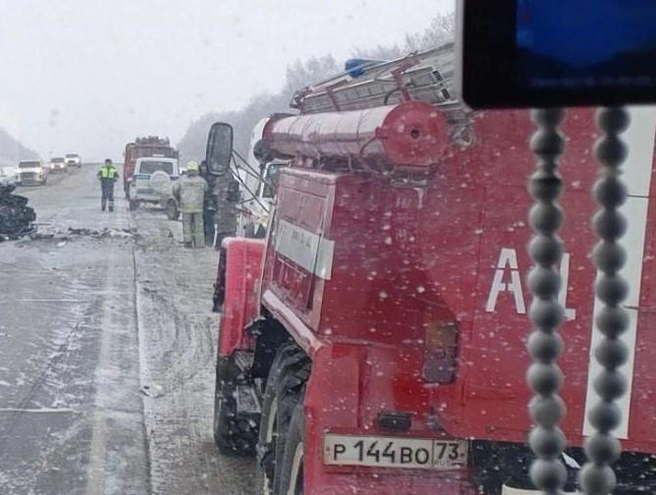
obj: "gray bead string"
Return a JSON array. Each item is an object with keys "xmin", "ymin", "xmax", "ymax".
[
  {"xmin": 579, "ymin": 107, "xmax": 630, "ymax": 495},
  {"xmin": 526, "ymin": 108, "xmax": 568, "ymax": 494}
]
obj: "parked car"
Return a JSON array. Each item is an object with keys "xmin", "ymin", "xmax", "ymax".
[
  {"xmin": 48, "ymin": 157, "xmax": 68, "ymax": 173},
  {"xmin": 0, "ymin": 166, "xmax": 21, "ymax": 185},
  {"xmin": 65, "ymin": 153, "xmax": 81, "ymax": 167},
  {"xmin": 18, "ymin": 160, "xmax": 47, "ymax": 186},
  {"xmin": 127, "ymin": 157, "xmax": 179, "ymax": 210}
]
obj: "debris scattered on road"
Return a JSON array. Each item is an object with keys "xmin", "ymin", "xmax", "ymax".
[
  {"xmin": 140, "ymin": 384, "xmax": 165, "ymax": 398},
  {"xmin": 29, "ymin": 233, "xmax": 57, "ymax": 240},
  {"xmin": 67, "ymin": 227, "xmax": 136, "ymax": 238},
  {"xmin": 16, "ymin": 226, "xmax": 139, "ymax": 244}
]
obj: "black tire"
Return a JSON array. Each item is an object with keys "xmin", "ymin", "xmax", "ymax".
[
  {"xmin": 278, "ymin": 393, "xmax": 306, "ymax": 495},
  {"xmin": 213, "ymin": 356, "xmax": 258, "ymax": 456},
  {"xmin": 165, "ymin": 200, "xmax": 179, "ymax": 220},
  {"xmin": 212, "ymin": 246, "xmax": 227, "ymax": 313},
  {"xmin": 256, "ymin": 345, "xmax": 309, "ymax": 494},
  {"xmin": 256, "ymin": 347, "xmax": 291, "ymax": 493},
  {"xmin": 129, "ymin": 199, "xmax": 139, "ymax": 211}
]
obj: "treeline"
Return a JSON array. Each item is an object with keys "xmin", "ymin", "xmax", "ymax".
[
  {"xmin": 177, "ymin": 11, "xmax": 454, "ymax": 162},
  {"xmin": 0, "ymin": 127, "xmax": 38, "ymax": 166}
]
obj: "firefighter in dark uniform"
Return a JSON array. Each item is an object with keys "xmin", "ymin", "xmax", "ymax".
[
  {"xmin": 98, "ymin": 159, "xmax": 119, "ymax": 212},
  {"xmin": 199, "ymin": 160, "xmax": 217, "ymax": 246}
]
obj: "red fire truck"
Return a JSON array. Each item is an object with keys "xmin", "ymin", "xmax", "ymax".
[
  {"xmin": 122, "ymin": 136, "xmax": 178, "ymax": 198},
  {"xmin": 206, "ymin": 43, "xmax": 656, "ymax": 494}
]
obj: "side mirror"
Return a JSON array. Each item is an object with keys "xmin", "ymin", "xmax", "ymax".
[{"xmin": 206, "ymin": 122, "xmax": 234, "ymax": 176}]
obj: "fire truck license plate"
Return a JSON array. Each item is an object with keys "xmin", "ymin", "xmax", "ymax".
[{"xmin": 323, "ymin": 434, "xmax": 468, "ymax": 470}]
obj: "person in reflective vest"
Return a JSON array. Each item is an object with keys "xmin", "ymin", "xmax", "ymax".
[
  {"xmin": 172, "ymin": 161, "xmax": 208, "ymax": 248},
  {"xmin": 97, "ymin": 159, "xmax": 119, "ymax": 212}
]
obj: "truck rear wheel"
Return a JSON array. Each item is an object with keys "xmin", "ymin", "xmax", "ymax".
[
  {"xmin": 278, "ymin": 395, "xmax": 305, "ymax": 495},
  {"xmin": 213, "ymin": 356, "xmax": 258, "ymax": 456},
  {"xmin": 256, "ymin": 344, "xmax": 309, "ymax": 494}
]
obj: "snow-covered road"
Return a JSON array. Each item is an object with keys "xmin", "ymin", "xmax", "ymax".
[{"xmin": 0, "ymin": 165, "xmax": 255, "ymax": 494}]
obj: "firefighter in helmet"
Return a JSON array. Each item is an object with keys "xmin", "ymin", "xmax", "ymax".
[
  {"xmin": 199, "ymin": 159, "xmax": 217, "ymax": 246},
  {"xmin": 172, "ymin": 161, "xmax": 208, "ymax": 248},
  {"xmin": 97, "ymin": 159, "xmax": 119, "ymax": 212}
]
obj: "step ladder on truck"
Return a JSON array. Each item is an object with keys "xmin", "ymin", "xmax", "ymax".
[
  {"xmin": 204, "ymin": 41, "xmax": 656, "ymax": 494},
  {"xmin": 235, "ymin": 117, "xmax": 288, "ymax": 239}
]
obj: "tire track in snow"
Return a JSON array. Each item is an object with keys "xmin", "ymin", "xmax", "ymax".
[
  {"xmin": 132, "ymin": 210, "xmax": 256, "ymax": 494},
  {"xmin": 85, "ymin": 201, "xmax": 149, "ymax": 495}
]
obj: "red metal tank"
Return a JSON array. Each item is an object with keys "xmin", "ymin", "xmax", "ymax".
[{"xmin": 262, "ymin": 102, "xmax": 449, "ymax": 173}]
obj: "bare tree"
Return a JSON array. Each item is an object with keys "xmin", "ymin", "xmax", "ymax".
[
  {"xmin": 177, "ymin": 10, "xmax": 456, "ymax": 161},
  {"xmin": 0, "ymin": 127, "xmax": 38, "ymax": 165},
  {"xmin": 283, "ymin": 55, "xmax": 341, "ymax": 92}
]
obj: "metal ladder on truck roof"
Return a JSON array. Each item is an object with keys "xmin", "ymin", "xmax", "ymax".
[{"xmin": 291, "ymin": 42, "xmax": 458, "ymax": 115}]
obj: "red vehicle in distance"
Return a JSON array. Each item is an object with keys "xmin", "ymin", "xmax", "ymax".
[{"xmin": 122, "ymin": 136, "xmax": 178, "ymax": 199}]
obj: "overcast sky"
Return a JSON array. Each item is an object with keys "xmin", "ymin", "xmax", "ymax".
[{"xmin": 0, "ymin": 0, "xmax": 453, "ymax": 162}]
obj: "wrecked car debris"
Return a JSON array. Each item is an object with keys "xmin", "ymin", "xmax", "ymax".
[{"xmin": 0, "ymin": 182, "xmax": 36, "ymax": 240}]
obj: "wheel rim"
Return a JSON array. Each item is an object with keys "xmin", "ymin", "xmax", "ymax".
[
  {"xmin": 214, "ymin": 376, "xmax": 225, "ymax": 436},
  {"xmin": 266, "ymin": 397, "xmax": 278, "ymax": 443},
  {"xmin": 287, "ymin": 442, "xmax": 304, "ymax": 495},
  {"xmin": 214, "ymin": 396, "xmax": 222, "ymax": 433}
]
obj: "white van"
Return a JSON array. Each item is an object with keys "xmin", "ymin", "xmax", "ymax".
[{"xmin": 127, "ymin": 156, "xmax": 179, "ymax": 210}]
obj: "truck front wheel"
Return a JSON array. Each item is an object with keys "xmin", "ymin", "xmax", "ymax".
[{"xmin": 213, "ymin": 356, "xmax": 258, "ymax": 456}]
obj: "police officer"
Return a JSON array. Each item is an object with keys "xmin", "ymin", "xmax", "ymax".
[
  {"xmin": 98, "ymin": 159, "xmax": 119, "ymax": 212},
  {"xmin": 172, "ymin": 161, "xmax": 208, "ymax": 248}
]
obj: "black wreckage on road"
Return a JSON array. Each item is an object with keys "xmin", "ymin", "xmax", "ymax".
[{"xmin": 0, "ymin": 182, "xmax": 36, "ymax": 240}]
